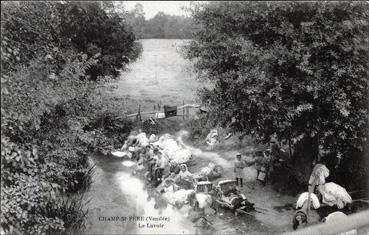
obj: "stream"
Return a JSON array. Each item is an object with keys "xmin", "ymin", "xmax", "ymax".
[{"xmin": 82, "ymin": 39, "xmax": 284, "ymax": 234}]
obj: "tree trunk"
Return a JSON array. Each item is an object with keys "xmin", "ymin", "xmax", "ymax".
[
  {"xmin": 293, "ymin": 136, "xmax": 319, "ymax": 223},
  {"xmin": 292, "ymin": 136, "xmax": 319, "ymax": 185}
]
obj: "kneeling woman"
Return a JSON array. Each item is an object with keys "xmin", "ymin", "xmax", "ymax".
[{"xmin": 174, "ymin": 164, "xmax": 196, "ymax": 190}]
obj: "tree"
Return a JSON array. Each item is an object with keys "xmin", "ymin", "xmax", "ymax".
[
  {"xmin": 124, "ymin": 5, "xmax": 196, "ymax": 39},
  {"xmin": 59, "ymin": 2, "xmax": 140, "ymax": 79},
  {"xmin": 133, "ymin": 3, "xmax": 145, "ymax": 17},
  {"xmin": 185, "ymin": 2, "xmax": 369, "ymax": 188},
  {"xmin": 125, "ymin": 3, "xmax": 146, "ymax": 38}
]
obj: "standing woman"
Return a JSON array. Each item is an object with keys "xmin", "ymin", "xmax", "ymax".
[
  {"xmin": 155, "ymin": 152, "xmax": 166, "ymax": 184},
  {"xmin": 234, "ymin": 153, "xmax": 246, "ymax": 187}
]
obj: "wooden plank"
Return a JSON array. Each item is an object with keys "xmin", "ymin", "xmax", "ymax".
[
  {"xmin": 126, "ymin": 111, "xmax": 158, "ymax": 117},
  {"xmin": 124, "ymin": 103, "xmax": 201, "ymax": 118},
  {"xmin": 178, "ymin": 104, "xmax": 201, "ymax": 109}
]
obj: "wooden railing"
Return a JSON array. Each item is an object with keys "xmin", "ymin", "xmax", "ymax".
[{"xmin": 124, "ymin": 103, "xmax": 201, "ymax": 120}]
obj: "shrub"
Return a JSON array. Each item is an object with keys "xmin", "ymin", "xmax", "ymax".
[
  {"xmin": 85, "ymin": 114, "xmax": 133, "ymax": 153},
  {"xmin": 185, "ymin": 116, "xmax": 213, "ymax": 141}
]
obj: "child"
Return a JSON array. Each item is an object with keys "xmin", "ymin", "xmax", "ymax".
[{"xmin": 234, "ymin": 153, "xmax": 246, "ymax": 187}]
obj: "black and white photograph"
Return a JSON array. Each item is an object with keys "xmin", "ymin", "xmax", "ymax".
[{"xmin": 1, "ymin": 1, "xmax": 369, "ymax": 234}]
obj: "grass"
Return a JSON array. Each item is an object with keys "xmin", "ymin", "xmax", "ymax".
[{"xmin": 60, "ymin": 193, "xmax": 90, "ymax": 234}]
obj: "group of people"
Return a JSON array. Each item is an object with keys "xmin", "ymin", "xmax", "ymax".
[
  {"xmin": 126, "ymin": 129, "xmax": 290, "ymax": 193},
  {"xmin": 121, "ymin": 130, "xmax": 215, "ymax": 192},
  {"xmin": 233, "ymin": 139, "xmax": 290, "ymax": 188},
  {"xmin": 122, "ymin": 130, "xmax": 357, "ymax": 232},
  {"xmin": 129, "ymin": 144, "xmax": 196, "ymax": 188},
  {"xmin": 139, "ymin": 147, "xmax": 166, "ymax": 184},
  {"xmin": 292, "ymin": 163, "xmax": 355, "ymax": 231}
]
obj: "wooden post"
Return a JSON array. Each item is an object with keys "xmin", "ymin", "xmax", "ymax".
[
  {"xmin": 183, "ymin": 100, "xmax": 185, "ymax": 120},
  {"xmin": 137, "ymin": 104, "xmax": 141, "ymax": 122},
  {"xmin": 186, "ymin": 106, "xmax": 190, "ymax": 120},
  {"xmin": 136, "ymin": 106, "xmax": 138, "ymax": 121}
]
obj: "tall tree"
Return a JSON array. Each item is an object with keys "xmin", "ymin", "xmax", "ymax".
[
  {"xmin": 185, "ymin": 1, "xmax": 369, "ymax": 188},
  {"xmin": 125, "ymin": 3, "xmax": 146, "ymax": 38}
]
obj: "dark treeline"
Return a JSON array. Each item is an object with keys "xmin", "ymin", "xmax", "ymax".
[{"xmin": 125, "ymin": 3, "xmax": 197, "ymax": 39}]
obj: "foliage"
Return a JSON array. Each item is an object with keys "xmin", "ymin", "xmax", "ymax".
[
  {"xmin": 0, "ymin": 135, "xmax": 92, "ymax": 234},
  {"xmin": 1, "ymin": 1, "xmax": 142, "ymax": 80},
  {"xmin": 185, "ymin": 2, "xmax": 369, "ymax": 187},
  {"xmin": 1, "ymin": 1, "xmax": 139, "ymax": 234},
  {"xmin": 0, "ymin": 53, "xmax": 96, "ymax": 233},
  {"xmin": 59, "ymin": 2, "xmax": 141, "ymax": 79},
  {"xmin": 143, "ymin": 12, "xmax": 196, "ymax": 39},
  {"xmin": 124, "ymin": 3, "xmax": 197, "ymax": 39},
  {"xmin": 141, "ymin": 119, "xmax": 161, "ymax": 135},
  {"xmin": 1, "ymin": 2, "xmax": 63, "ymax": 71},
  {"xmin": 84, "ymin": 113, "xmax": 133, "ymax": 153},
  {"xmin": 184, "ymin": 115, "xmax": 215, "ymax": 141}
]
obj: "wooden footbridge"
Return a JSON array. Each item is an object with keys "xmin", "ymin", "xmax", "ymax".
[{"xmin": 124, "ymin": 102, "xmax": 205, "ymax": 121}]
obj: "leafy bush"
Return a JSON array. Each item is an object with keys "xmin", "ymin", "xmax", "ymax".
[
  {"xmin": 184, "ymin": 115, "xmax": 214, "ymax": 141},
  {"xmin": 1, "ymin": 172, "xmax": 89, "ymax": 234},
  {"xmin": 1, "ymin": 176, "xmax": 65, "ymax": 234},
  {"xmin": 59, "ymin": 2, "xmax": 141, "ymax": 79},
  {"xmin": 84, "ymin": 114, "xmax": 133, "ymax": 153},
  {"xmin": 1, "ymin": 1, "xmax": 140, "ymax": 234}
]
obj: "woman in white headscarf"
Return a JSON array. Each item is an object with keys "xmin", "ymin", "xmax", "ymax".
[{"xmin": 175, "ymin": 164, "xmax": 196, "ymax": 189}]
